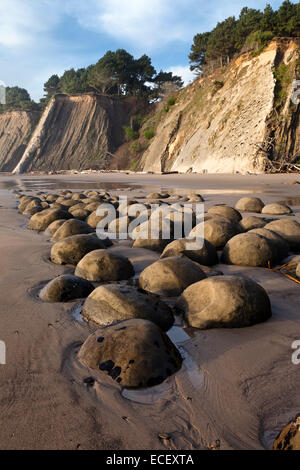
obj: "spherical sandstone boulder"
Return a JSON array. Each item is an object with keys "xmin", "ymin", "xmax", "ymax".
[
  {"xmin": 262, "ymin": 203, "xmax": 292, "ymax": 215},
  {"xmin": 86, "ymin": 210, "xmax": 108, "ymax": 229},
  {"xmin": 191, "ymin": 216, "xmax": 240, "ymax": 249},
  {"xmin": 249, "ymin": 228, "xmax": 289, "ymax": 262},
  {"xmin": 75, "ymin": 250, "xmax": 134, "ymax": 281},
  {"xmin": 50, "ymin": 234, "xmax": 107, "ymax": 265},
  {"xmin": 264, "ymin": 219, "xmax": 300, "ymax": 251},
  {"xmin": 160, "ymin": 238, "xmax": 218, "ymax": 266},
  {"xmin": 39, "ymin": 275, "xmax": 94, "ymax": 302},
  {"xmin": 52, "ymin": 219, "xmax": 94, "ymax": 241},
  {"xmin": 82, "ymin": 284, "xmax": 174, "ymax": 331},
  {"xmin": 139, "ymin": 256, "xmax": 207, "ymax": 296},
  {"xmin": 29, "ymin": 208, "xmax": 72, "ymax": 231},
  {"xmin": 78, "ymin": 318, "xmax": 182, "ymax": 388},
  {"xmin": 45, "ymin": 219, "xmax": 67, "ymax": 236},
  {"xmin": 208, "ymin": 205, "xmax": 242, "ymax": 223},
  {"xmin": 239, "ymin": 216, "xmax": 268, "ymax": 231},
  {"xmin": 176, "ymin": 275, "xmax": 271, "ymax": 329},
  {"xmin": 235, "ymin": 197, "xmax": 264, "ymax": 213},
  {"xmin": 221, "ymin": 233, "xmax": 274, "ymax": 267},
  {"xmin": 70, "ymin": 208, "xmax": 91, "ymax": 221}
]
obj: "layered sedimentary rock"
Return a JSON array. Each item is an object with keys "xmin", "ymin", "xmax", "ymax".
[
  {"xmin": 13, "ymin": 94, "xmax": 146, "ymax": 173},
  {"xmin": 0, "ymin": 110, "xmax": 40, "ymax": 171},
  {"xmin": 140, "ymin": 38, "xmax": 300, "ymax": 174}
]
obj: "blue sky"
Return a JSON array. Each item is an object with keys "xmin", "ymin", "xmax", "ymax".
[{"xmin": 0, "ymin": 0, "xmax": 294, "ymax": 101}]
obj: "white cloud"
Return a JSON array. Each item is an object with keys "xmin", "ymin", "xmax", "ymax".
[
  {"xmin": 168, "ymin": 66, "xmax": 196, "ymax": 86},
  {"xmin": 0, "ymin": 0, "xmax": 62, "ymax": 48},
  {"xmin": 66, "ymin": 0, "xmax": 199, "ymax": 50}
]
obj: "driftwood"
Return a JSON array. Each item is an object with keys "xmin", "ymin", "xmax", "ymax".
[{"xmin": 254, "ymin": 137, "xmax": 300, "ymax": 173}]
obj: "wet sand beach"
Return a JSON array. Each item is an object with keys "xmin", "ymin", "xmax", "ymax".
[{"xmin": 0, "ymin": 172, "xmax": 299, "ymax": 450}]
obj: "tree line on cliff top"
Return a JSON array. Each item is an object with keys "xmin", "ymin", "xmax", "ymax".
[
  {"xmin": 42, "ymin": 51, "xmax": 183, "ymax": 104},
  {"xmin": 189, "ymin": 1, "xmax": 300, "ymax": 72},
  {"xmin": 1, "ymin": 0, "xmax": 299, "ymax": 113}
]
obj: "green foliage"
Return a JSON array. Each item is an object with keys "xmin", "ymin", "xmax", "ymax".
[
  {"xmin": 0, "ymin": 86, "xmax": 40, "ymax": 113},
  {"xmin": 189, "ymin": 1, "xmax": 300, "ymax": 72},
  {"xmin": 212, "ymin": 80, "xmax": 224, "ymax": 94},
  {"xmin": 273, "ymin": 62, "xmax": 294, "ymax": 108},
  {"xmin": 129, "ymin": 141, "xmax": 144, "ymax": 154},
  {"xmin": 167, "ymin": 96, "xmax": 176, "ymax": 106},
  {"xmin": 124, "ymin": 126, "xmax": 139, "ymax": 140},
  {"xmin": 143, "ymin": 129, "xmax": 155, "ymax": 140},
  {"xmin": 42, "ymin": 49, "xmax": 183, "ymax": 103}
]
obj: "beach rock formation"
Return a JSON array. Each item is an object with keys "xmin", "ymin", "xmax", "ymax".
[
  {"xmin": 191, "ymin": 217, "xmax": 240, "ymax": 249},
  {"xmin": 262, "ymin": 203, "xmax": 292, "ymax": 215},
  {"xmin": 139, "ymin": 256, "xmax": 206, "ymax": 296},
  {"xmin": 264, "ymin": 219, "xmax": 300, "ymax": 251},
  {"xmin": 78, "ymin": 319, "xmax": 182, "ymax": 388},
  {"xmin": 29, "ymin": 208, "xmax": 72, "ymax": 231},
  {"xmin": 45, "ymin": 219, "xmax": 67, "ymax": 236},
  {"xmin": 39, "ymin": 275, "xmax": 94, "ymax": 302},
  {"xmin": 176, "ymin": 275, "xmax": 272, "ymax": 328},
  {"xmin": 52, "ymin": 219, "xmax": 94, "ymax": 240},
  {"xmin": 75, "ymin": 250, "xmax": 134, "ymax": 281},
  {"xmin": 50, "ymin": 234, "xmax": 107, "ymax": 265},
  {"xmin": 235, "ymin": 197, "xmax": 265, "ymax": 213},
  {"xmin": 82, "ymin": 284, "xmax": 174, "ymax": 331},
  {"xmin": 249, "ymin": 228, "xmax": 289, "ymax": 261},
  {"xmin": 239, "ymin": 216, "xmax": 268, "ymax": 231},
  {"xmin": 160, "ymin": 238, "xmax": 218, "ymax": 266},
  {"xmin": 221, "ymin": 233, "xmax": 275, "ymax": 267},
  {"xmin": 208, "ymin": 205, "xmax": 242, "ymax": 224}
]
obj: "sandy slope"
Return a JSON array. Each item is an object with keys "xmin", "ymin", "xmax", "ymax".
[{"xmin": 0, "ymin": 172, "xmax": 299, "ymax": 450}]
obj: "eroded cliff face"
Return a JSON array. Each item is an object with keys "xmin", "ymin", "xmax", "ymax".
[
  {"xmin": 141, "ymin": 38, "xmax": 300, "ymax": 174},
  {"xmin": 0, "ymin": 110, "xmax": 40, "ymax": 172},
  {"xmin": 13, "ymin": 94, "xmax": 147, "ymax": 174}
]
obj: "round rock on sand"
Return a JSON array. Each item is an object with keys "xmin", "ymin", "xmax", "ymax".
[
  {"xmin": 208, "ymin": 205, "xmax": 242, "ymax": 223},
  {"xmin": 53, "ymin": 219, "xmax": 94, "ymax": 241},
  {"xmin": 273, "ymin": 415, "xmax": 300, "ymax": 450},
  {"xmin": 82, "ymin": 284, "xmax": 174, "ymax": 331},
  {"xmin": 75, "ymin": 250, "xmax": 134, "ymax": 281},
  {"xmin": 239, "ymin": 216, "xmax": 268, "ymax": 231},
  {"xmin": 86, "ymin": 211, "xmax": 108, "ymax": 229},
  {"xmin": 78, "ymin": 318, "xmax": 182, "ymax": 388},
  {"xmin": 139, "ymin": 256, "xmax": 207, "ymax": 296},
  {"xmin": 50, "ymin": 234, "xmax": 107, "ymax": 265},
  {"xmin": 176, "ymin": 275, "xmax": 271, "ymax": 329},
  {"xmin": 39, "ymin": 275, "xmax": 94, "ymax": 302},
  {"xmin": 221, "ymin": 232, "xmax": 274, "ymax": 267},
  {"xmin": 160, "ymin": 238, "xmax": 218, "ymax": 266},
  {"xmin": 70, "ymin": 208, "xmax": 91, "ymax": 221},
  {"xmin": 264, "ymin": 219, "xmax": 300, "ymax": 251},
  {"xmin": 262, "ymin": 203, "xmax": 292, "ymax": 215},
  {"xmin": 29, "ymin": 208, "xmax": 72, "ymax": 231},
  {"xmin": 191, "ymin": 216, "xmax": 240, "ymax": 249},
  {"xmin": 235, "ymin": 197, "xmax": 264, "ymax": 213},
  {"xmin": 249, "ymin": 228, "xmax": 289, "ymax": 261},
  {"xmin": 45, "ymin": 219, "xmax": 66, "ymax": 236}
]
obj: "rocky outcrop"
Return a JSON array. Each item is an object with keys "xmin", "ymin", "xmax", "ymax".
[
  {"xmin": 13, "ymin": 94, "xmax": 147, "ymax": 173},
  {"xmin": 0, "ymin": 110, "xmax": 40, "ymax": 171},
  {"xmin": 141, "ymin": 38, "xmax": 300, "ymax": 174}
]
